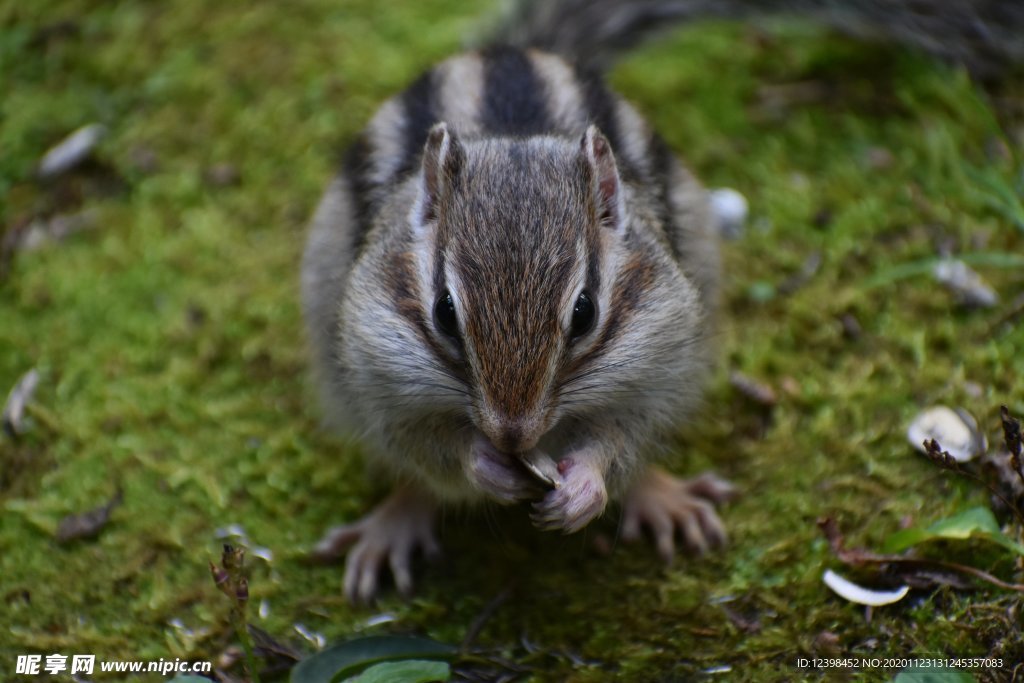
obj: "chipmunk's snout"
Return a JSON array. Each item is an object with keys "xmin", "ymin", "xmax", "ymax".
[{"xmin": 477, "ymin": 406, "xmax": 547, "ymax": 453}]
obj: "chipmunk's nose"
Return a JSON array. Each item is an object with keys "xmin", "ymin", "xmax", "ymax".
[{"xmin": 479, "ymin": 410, "xmax": 545, "ymax": 453}]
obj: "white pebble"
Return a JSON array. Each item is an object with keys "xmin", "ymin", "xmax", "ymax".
[
  {"xmin": 933, "ymin": 259, "xmax": 998, "ymax": 308},
  {"xmin": 709, "ymin": 187, "xmax": 748, "ymax": 238}
]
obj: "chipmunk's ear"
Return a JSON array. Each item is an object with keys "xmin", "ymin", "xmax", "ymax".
[
  {"xmin": 412, "ymin": 122, "xmax": 464, "ymax": 229},
  {"xmin": 580, "ymin": 125, "xmax": 624, "ymax": 231}
]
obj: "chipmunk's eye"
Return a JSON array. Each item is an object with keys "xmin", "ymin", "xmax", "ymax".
[
  {"xmin": 434, "ymin": 291, "xmax": 459, "ymax": 338},
  {"xmin": 570, "ymin": 291, "xmax": 596, "ymax": 340}
]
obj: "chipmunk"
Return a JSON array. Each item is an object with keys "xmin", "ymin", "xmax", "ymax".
[{"xmin": 301, "ymin": 0, "xmax": 1023, "ymax": 603}]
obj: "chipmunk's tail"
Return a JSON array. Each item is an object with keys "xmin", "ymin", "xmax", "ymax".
[{"xmin": 479, "ymin": 0, "xmax": 1024, "ymax": 78}]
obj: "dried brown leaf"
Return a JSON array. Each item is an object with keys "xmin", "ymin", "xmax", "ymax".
[{"xmin": 56, "ymin": 489, "xmax": 123, "ymax": 543}]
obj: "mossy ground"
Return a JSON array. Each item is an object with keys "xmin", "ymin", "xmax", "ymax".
[{"xmin": 2, "ymin": 1, "xmax": 1023, "ymax": 681}]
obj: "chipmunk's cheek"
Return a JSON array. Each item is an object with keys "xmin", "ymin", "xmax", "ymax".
[{"xmin": 464, "ymin": 431, "xmax": 539, "ymax": 503}]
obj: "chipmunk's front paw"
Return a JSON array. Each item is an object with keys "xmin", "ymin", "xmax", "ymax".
[
  {"xmin": 531, "ymin": 455, "xmax": 608, "ymax": 533},
  {"xmin": 310, "ymin": 487, "xmax": 439, "ymax": 604},
  {"xmin": 466, "ymin": 432, "xmax": 541, "ymax": 503},
  {"xmin": 621, "ymin": 467, "xmax": 735, "ymax": 564}
]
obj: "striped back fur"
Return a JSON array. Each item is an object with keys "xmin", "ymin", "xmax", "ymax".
[{"xmin": 343, "ymin": 47, "xmax": 685, "ymax": 260}]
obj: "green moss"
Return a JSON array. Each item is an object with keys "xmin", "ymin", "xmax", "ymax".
[{"xmin": 2, "ymin": 1, "xmax": 1022, "ymax": 680}]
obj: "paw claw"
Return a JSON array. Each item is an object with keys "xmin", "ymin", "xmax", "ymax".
[
  {"xmin": 650, "ymin": 514, "xmax": 676, "ymax": 564},
  {"xmin": 389, "ymin": 545, "xmax": 415, "ymax": 597},
  {"xmin": 311, "ymin": 523, "xmax": 362, "ymax": 562},
  {"xmin": 678, "ymin": 507, "xmax": 708, "ymax": 555},
  {"xmin": 685, "ymin": 472, "xmax": 738, "ymax": 504},
  {"xmin": 358, "ymin": 560, "xmax": 380, "ymax": 605},
  {"xmin": 620, "ymin": 512, "xmax": 641, "ymax": 542}
]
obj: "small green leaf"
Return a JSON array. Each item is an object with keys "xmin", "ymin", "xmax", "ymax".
[
  {"xmin": 883, "ymin": 507, "xmax": 1024, "ymax": 556},
  {"xmin": 290, "ymin": 635, "xmax": 457, "ymax": 683},
  {"xmin": 922, "ymin": 507, "xmax": 1000, "ymax": 537},
  {"xmin": 966, "ymin": 164, "xmax": 1024, "ymax": 232},
  {"xmin": 746, "ymin": 281, "xmax": 776, "ymax": 303},
  {"xmin": 891, "ymin": 666, "xmax": 975, "ymax": 682},
  {"xmin": 348, "ymin": 659, "xmax": 450, "ymax": 683}
]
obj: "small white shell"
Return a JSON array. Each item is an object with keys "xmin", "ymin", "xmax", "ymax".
[
  {"xmin": 363, "ymin": 612, "xmax": 397, "ymax": 628},
  {"xmin": 293, "ymin": 622, "xmax": 327, "ymax": 650},
  {"xmin": 3, "ymin": 368, "xmax": 40, "ymax": 436},
  {"xmin": 37, "ymin": 123, "xmax": 106, "ymax": 179},
  {"xmin": 907, "ymin": 405, "xmax": 986, "ymax": 462},
  {"xmin": 709, "ymin": 187, "xmax": 748, "ymax": 239},
  {"xmin": 823, "ymin": 569, "xmax": 909, "ymax": 606}
]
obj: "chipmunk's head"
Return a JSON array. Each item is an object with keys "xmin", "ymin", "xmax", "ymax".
[{"xmin": 407, "ymin": 122, "xmax": 658, "ymax": 454}]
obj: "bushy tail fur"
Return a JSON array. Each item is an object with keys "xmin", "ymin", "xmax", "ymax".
[{"xmin": 481, "ymin": 0, "xmax": 1024, "ymax": 78}]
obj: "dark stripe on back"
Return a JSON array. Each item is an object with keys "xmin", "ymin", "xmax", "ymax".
[
  {"xmin": 395, "ymin": 69, "xmax": 440, "ymax": 180},
  {"xmin": 481, "ymin": 46, "xmax": 552, "ymax": 136},
  {"xmin": 575, "ymin": 66, "xmax": 622, "ymax": 159},
  {"xmin": 339, "ymin": 68, "xmax": 438, "ymax": 252},
  {"xmin": 575, "ymin": 65, "xmax": 651, "ymax": 186},
  {"xmin": 340, "ymin": 134, "xmax": 376, "ymax": 254},
  {"xmin": 648, "ymin": 133, "xmax": 682, "ymax": 259}
]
